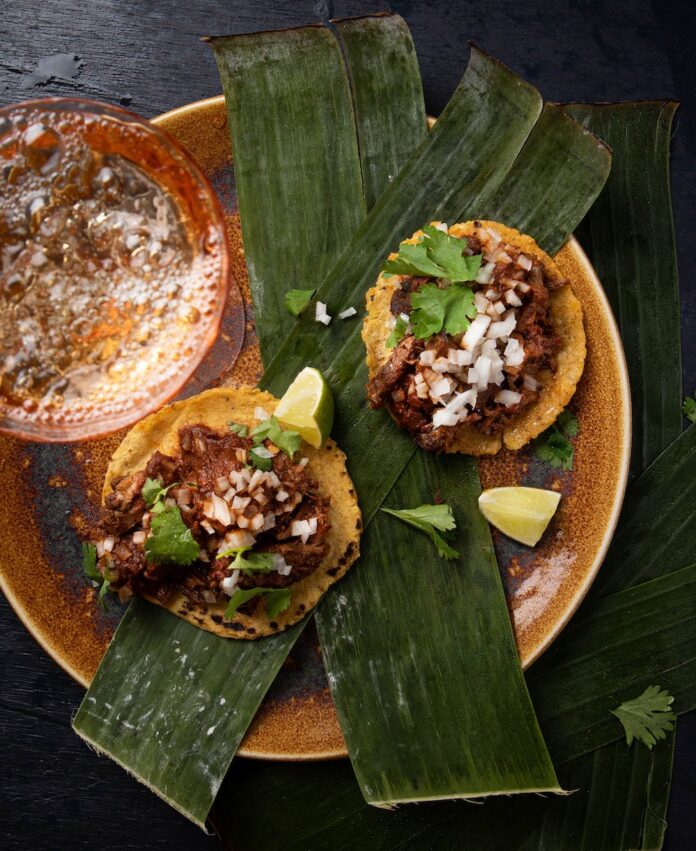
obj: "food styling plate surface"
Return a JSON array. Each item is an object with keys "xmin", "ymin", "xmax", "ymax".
[{"xmin": 0, "ymin": 96, "xmax": 631, "ymax": 760}]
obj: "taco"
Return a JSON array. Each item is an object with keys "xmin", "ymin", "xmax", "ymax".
[
  {"xmin": 82, "ymin": 386, "xmax": 361, "ymax": 638},
  {"xmin": 363, "ymin": 220, "xmax": 586, "ymax": 454}
]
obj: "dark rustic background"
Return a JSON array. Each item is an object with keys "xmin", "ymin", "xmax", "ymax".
[{"xmin": 1, "ymin": 1, "xmax": 694, "ymax": 849}]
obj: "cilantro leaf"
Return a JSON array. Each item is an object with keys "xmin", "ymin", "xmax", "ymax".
[
  {"xmin": 381, "ymin": 503, "xmax": 459, "ymax": 560},
  {"xmin": 82, "ymin": 542, "xmax": 111, "ymax": 612},
  {"xmin": 383, "ymin": 242, "xmax": 445, "ymax": 278},
  {"xmin": 422, "ymin": 225, "xmax": 483, "ymax": 282},
  {"xmin": 145, "ymin": 505, "xmax": 199, "ymax": 566},
  {"xmin": 535, "ymin": 409, "xmax": 579, "ymax": 470},
  {"xmin": 683, "ymin": 392, "xmax": 696, "ymax": 424},
  {"xmin": 611, "ymin": 685, "xmax": 676, "ymax": 748},
  {"xmin": 249, "ymin": 447, "xmax": 273, "ymax": 471},
  {"xmin": 224, "ymin": 587, "xmax": 292, "ymax": 620},
  {"xmin": 266, "ymin": 588, "xmax": 292, "ymax": 618},
  {"xmin": 382, "ymin": 227, "xmax": 482, "ymax": 283},
  {"xmin": 142, "ymin": 478, "xmax": 177, "ymax": 508},
  {"xmin": 556, "ymin": 409, "xmax": 579, "ymax": 437},
  {"xmin": 386, "ymin": 316, "xmax": 409, "ymax": 350},
  {"xmin": 285, "ymin": 289, "xmax": 315, "ymax": 316},
  {"xmin": 82, "ymin": 542, "xmax": 100, "ymax": 581},
  {"xmin": 228, "ymin": 421, "xmax": 249, "ymax": 437},
  {"xmin": 410, "ymin": 282, "xmax": 476, "ymax": 340},
  {"xmin": 251, "ymin": 416, "xmax": 301, "ymax": 457},
  {"xmin": 218, "ymin": 546, "xmax": 276, "ymax": 574}
]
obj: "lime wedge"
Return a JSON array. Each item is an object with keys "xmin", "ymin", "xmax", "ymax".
[
  {"xmin": 275, "ymin": 367, "xmax": 334, "ymax": 448},
  {"xmin": 478, "ymin": 486, "xmax": 561, "ymax": 547}
]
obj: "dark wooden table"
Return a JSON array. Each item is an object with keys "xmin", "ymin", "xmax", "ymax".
[{"xmin": 1, "ymin": 2, "xmax": 694, "ymax": 849}]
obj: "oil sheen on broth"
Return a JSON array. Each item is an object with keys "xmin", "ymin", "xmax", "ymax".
[{"xmin": 0, "ymin": 105, "xmax": 223, "ymax": 434}]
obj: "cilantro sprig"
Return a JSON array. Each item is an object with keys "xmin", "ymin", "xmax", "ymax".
[
  {"xmin": 228, "ymin": 421, "xmax": 249, "ymax": 437},
  {"xmin": 82, "ymin": 542, "xmax": 111, "ymax": 612},
  {"xmin": 683, "ymin": 391, "xmax": 696, "ymax": 423},
  {"xmin": 145, "ymin": 506, "xmax": 199, "ymax": 566},
  {"xmin": 383, "ymin": 225, "xmax": 483, "ymax": 283},
  {"xmin": 386, "ymin": 315, "xmax": 409, "ymax": 350},
  {"xmin": 218, "ymin": 545, "xmax": 276, "ymax": 573},
  {"xmin": 535, "ymin": 409, "xmax": 579, "ymax": 471},
  {"xmin": 225, "ymin": 587, "xmax": 292, "ymax": 620},
  {"xmin": 380, "ymin": 503, "xmax": 459, "ymax": 560},
  {"xmin": 611, "ymin": 685, "xmax": 676, "ymax": 749},
  {"xmin": 285, "ymin": 288, "xmax": 315, "ymax": 316},
  {"xmin": 251, "ymin": 415, "xmax": 301, "ymax": 458},
  {"xmin": 142, "ymin": 477, "xmax": 177, "ymax": 508}
]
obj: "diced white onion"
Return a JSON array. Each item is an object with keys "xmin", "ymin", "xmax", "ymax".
[
  {"xmin": 220, "ymin": 529, "xmax": 255, "ymax": 551},
  {"xmin": 434, "ymin": 222, "xmax": 448, "ymax": 232},
  {"xmin": 475, "ymin": 355, "xmax": 492, "ymax": 387},
  {"xmin": 432, "ymin": 357, "xmax": 451, "ymax": 374},
  {"xmin": 338, "ymin": 306, "xmax": 357, "ymax": 320},
  {"xmin": 249, "ymin": 513, "xmax": 265, "ymax": 531},
  {"xmin": 486, "ymin": 311, "xmax": 517, "ymax": 340},
  {"xmin": 494, "ymin": 389, "xmax": 522, "ymax": 407},
  {"xmin": 419, "ymin": 350, "xmax": 436, "ymax": 366},
  {"xmin": 201, "ymin": 520, "xmax": 215, "ymax": 534},
  {"xmin": 492, "ymin": 301, "xmax": 506, "ymax": 315},
  {"xmin": 132, "ymin": 531, "xmax": 146, "ymax": 545},
  {"xmin": 248, "ymin": 469, "xmax": 265, "ymax": 491},
  {"xmin": 517, "ymin": 281, "xmax": 531, "ymax": 293},
  {"xmin": 484, "ymin": 288, "xmax": 499, "ymax": 300},
  {"xmin": 291, "ymin": 518, "xmax": 318, "ymax": 543},
  {"xmin": 467, "ymin": 367, "xmax": 478, "ymax": 384},
  {"xmin": 504, "ymin": 338, "xmax": 525, "ymax": 367},
  {"xmin": 263, "ymin": 513, "xmax": 276, "ymax": 531},
  {"xmin": 429, "ymin": 377, "xmax": 452, "ymax": 399},
  {"xmin": 276, "ymin": 489, "xmax": 289, "ymax": 502},
  {"xmin": 475, "ymin": 261, "xmax": 496, "ymax": 285},
  {"xmin": 254, "ymin": 406, "xmax": 269, "ymax": 420},
  {"xmin": 517, "ymin": 254, "xmax": 532, "ymax": 271},
  {"xmin": 215, "ymin": 476, "xmax": 230, "ymax": 492},
  {"xmin": 447, "ymin": 348, "xmax": 470, "ymax": 367},
  {"xmin": 198, "ymin": 548, "xmax": 210, "ymax": 562},
  {"xmin": 524, "ymin": 374, "xmax": 540, "ymax": 391},
  {"xmin": 447, "ymin": 389, "xmax": 477, "ymax": 412},
  {"xmin": 252, "ymin": 446, "xmax": 273, "ymax": 460},
  {"xmin": 273, "ymin": 554, "xmax": 293, "ymax": 575},
  {"xmin": 463, "ymin": 314, "xmax": 491, "ymax": 349},
  {"xmin": 221, "ymin": 569, "xmax": 240, "ymax": 596},
  {"xmin": 298, "ymin": 458, "xmax": 309, "ymax": 469},
  {"xmin": 505, "ymin": 290, "xmax": 522, "ymax": 307},
  {"xmin": 202, "ymin": 590, "xmax": 217, "ymax": 604},
  {"xmin": 175, "ymin": 487, "xmax": 192, "ymax": 507},
  {"xmin": 231, "ymin": 495, "xmax": 251, "ymax": 511},
  {"xmin": 315, "ymin": 301, "xmax": 331, "ymax": 325},
  {"xmin": 103, "ymin": 536, "xmax": 115, "ymax": 553},
  {"xmin": 432, "ymin": 409, "xmax": 459, "ymax": 428},
  {"xmin": 210, "ymin": 494, "xmax": 231, "ymax": 526},
  {"xmin": 474, "ymin": 292, "xmax": 490, "ymax": 313}
]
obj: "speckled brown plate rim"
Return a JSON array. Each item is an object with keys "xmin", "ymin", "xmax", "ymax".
[{"xmin": 0, "ymin": 96, "xmax": 632, "ymax": 762}]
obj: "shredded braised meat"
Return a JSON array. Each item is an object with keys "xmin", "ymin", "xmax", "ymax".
[
  {"xmin": 86, "ymin": 423, "xmax": 331, "ymax": 606},
  {"xmin": 367, "ymin": 225, "xmax": 564, "ymax": 451}
]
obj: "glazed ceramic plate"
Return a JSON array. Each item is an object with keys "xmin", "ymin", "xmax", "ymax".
[{"xmin": 0, "ymin": 96, "xmax": 630, "ymax": 761}]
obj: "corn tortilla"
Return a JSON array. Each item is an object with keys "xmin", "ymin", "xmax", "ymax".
[
  {"xmin": 103, "ymin": 386, "xmax": 362, "ymax": 638},
  {"xmin": 362, "ymin": 220, "xmax": 586, "ymax": 454}
]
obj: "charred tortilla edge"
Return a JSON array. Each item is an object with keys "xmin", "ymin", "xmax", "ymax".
[{"xmin": 103, "ymin": 386, "xmax": 362, "ymax": 638}]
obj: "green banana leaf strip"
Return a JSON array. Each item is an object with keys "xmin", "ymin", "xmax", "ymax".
[
  {"xmin": 482, "ymin": 103, "xmax": 611, "ymax": 255},
  {"xmin": 210, "ymin": 25, "xmax": 366, "ymax": 363},
  {"xmin": 333, "ymin": 14, "xmax": 427, "ymax": 208},
  {"xmin": 213, "ymin": 565, "xmax": 696, "ymax": 847},
  {"xmin": 261, "ymin": 46, "xmax": 544, "ymax": 514},
  {"xmin": 73, "ymin": 599, "xmax": 303, "ymax": 828},
  {"xmin": 320, "ymin": 451, "xmax": 561, "ymax": 805},
  {"xmin": 567, "ymin": 101, "xmax": 682, "ymax": 480},
  {"xmin": 595, "ymin": 423, "xmax": 696, "ymax": 597}
]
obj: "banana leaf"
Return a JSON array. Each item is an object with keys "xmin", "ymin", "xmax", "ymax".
[
  {"xmin": 73, "ymin": 601, "xmax": 303, "ymax": 828},
  {"xmin": 213, "ymin": 564, "xmax": 696, "ymax": 848},
  {"xmin": 333, "ymin": 14, "xmax": 427, "ymax": 207},
  {"xmin": 210, "ymin": 24, "xmax": 366, "ymax": 363},
  {"xmin": 567, "ymin": 102, "xmax": 682, "ymax": 480}
]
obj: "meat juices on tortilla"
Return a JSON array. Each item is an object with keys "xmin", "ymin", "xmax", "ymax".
[
  {"xmin": 86, "ymin": 387, "xmax": 361, "ymax": 639},
  {"xmin": 363, "ymin": 221, "xmax": 587, "ymax": 455}
]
